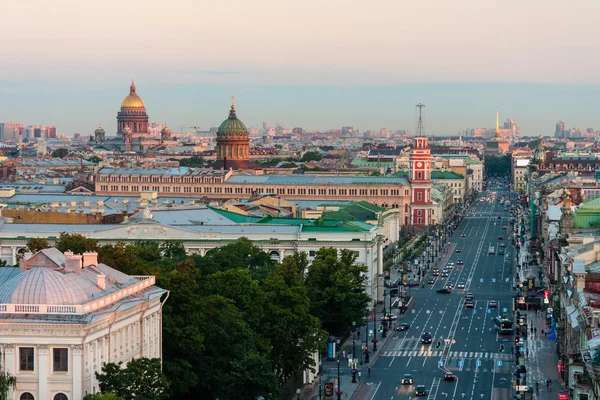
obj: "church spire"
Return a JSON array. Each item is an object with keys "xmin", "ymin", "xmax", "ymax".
[{"xmin": 493, "ymin": 107, "xmax": 502, "ymax": 140}]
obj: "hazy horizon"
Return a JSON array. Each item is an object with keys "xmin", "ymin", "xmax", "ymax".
[{"xmin": 2, "ymin": 0, "xmax": 600, "ymax": 136}]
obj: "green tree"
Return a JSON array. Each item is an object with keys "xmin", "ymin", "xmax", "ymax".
[
  {"xmin": 260, "ymin": 258, "xmax": 325, "ymax": 382},
  {"xmin": 26, "ymin": 237, "xmax": 49, "ymax": 253},
  {"xmin": 177, "ymin": 156, "xmax": 206, "ymax": 167},
  {"xmin": 225, "ymin": 355, "xmax": 280, "ymax": 400},
  {"xmin": 159, "ymin": 269, "xmax": 204, "ymax": 399},
  {"xmin": 56, "ymin": 232, "xmax": 98, "ymax": 254},
  {"xmin": 160, "ymin": 241, "xmax": 187, "ymax": 260},
  {"xmin": 201, "ymin": 269, "xmax": 264, "ymax": 330},
  {"xmin": 51, "ymin": 148, "xmax": 69, "ymax": 158},
  {"xmin": 0, "ymin": 354, "xmax": 16, "ymax": 400},
  {"xmin": 191, "ymin": 295, "xmax": 263, "ymax": 399},
  {"xmin": 88, "ymin": 156, "xmax": 102, "ymax": 163},
  {"xmin": 95, "ymin": 358, "xmax": 169, "ymax": 400},
  {"xmin": 305, "ymin": 248, "xmax": 370, "ymax": 337},
  {"xmin": 98, "ymin": 243, "xmax": 138, "ymax": 274},
  {"xmin": 200, "ymin": 238, "xmax": 276, "ymax": 281},
  {"xmin": 83, "ymin": 393, "xmax": 124, "ymax": 400},
  {"xmin": 300, "ymin": 151, "xmax": 322, "ymax": 162}
]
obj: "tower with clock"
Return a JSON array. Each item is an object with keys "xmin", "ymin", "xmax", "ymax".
[{"xmin": 409, "ymin": 137, "xmax": 435, "ymax": 226}]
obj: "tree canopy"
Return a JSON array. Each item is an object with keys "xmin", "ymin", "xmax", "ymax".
[
  {"xmin": 29, "ymin": 236, "xmax": 370, "ymax": 399},
  {"xmin": 51, "ymin": 148, "xmax": 69, "ymax": 158}
]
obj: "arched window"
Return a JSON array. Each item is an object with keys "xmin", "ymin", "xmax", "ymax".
[
  {"xmin": 20, "ymin": 394, "xmax": 34, "ymax": 400},
  {"xmin": 269, "ymin": 251, "xmax": 280, "ymax": 261},
  {"xmin": 54, "ymin": 394, "xmax": 68, "ymax": 400}
]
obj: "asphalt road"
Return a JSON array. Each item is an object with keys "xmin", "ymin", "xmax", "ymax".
[{"xmin": 360, "ymin": 188, "xmax": 517, "ymax": 400}]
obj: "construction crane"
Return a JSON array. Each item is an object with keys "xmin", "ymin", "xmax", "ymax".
[{"xmin": 179, "ymin": 126, "xmax": 202, "ymax": 134}]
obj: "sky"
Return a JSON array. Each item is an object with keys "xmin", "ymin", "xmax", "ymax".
[{"xmin": 1, "ymin": 0, "xmax": 600, "ymax": 136}]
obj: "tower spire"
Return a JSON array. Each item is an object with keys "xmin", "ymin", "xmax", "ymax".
[
  {"xmin": 496, "ymin": 107, "xmax": 499, "ymax": 133},
  {"xmin": 416, "ymin": 103, "xmax": 425, "ymax": 137}
]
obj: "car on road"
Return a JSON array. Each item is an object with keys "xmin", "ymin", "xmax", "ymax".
[
  {"xmin": 401, "ymin": 373, "xmax": 413, "ymax": 384},
  {"xmin": 457, "ymin": 259, "xmax": 464, "ymax": 265},
  {"xmin": 502, "ymin": 225, "xmax": 508, "ymax": 229},
  {"xmin": 415, "ymin": 385, "xmax": 427, "ymax": 396},
  {"xmin": 498, "ymin": 248, "xmax": 505, "ymax": 255},
  {"xmin": 465, "ymin": 293, "xmax": 474, "ymax": 300},
  {"xmin": 465, "ymin": 300, "xmax": 475, "ymax": 308},
  {"xmin": 382, "ymin": 314, "xmax": 398, "ymax": 321},
  {"xmin": 498, "ymin": 215, "xmax": 502, "ymax": 219},
  {"xmin": 460, "ymin": 233, "xmax": 467, "ymax": 237},
  {"xmin": 457, "ymin": 282, "xmax": 465, "ymax": 289},
  {"xmin": 396, "ymin": 322, "xmax": 411, "ymax": 331},
  {"xmin": 447, "ymin": 261, "xmax": 455, "ymax": 267},
  {"xmin": 441, "ymin": 272, "xmax": 449, "ymax": 277},
  {"xmin": 445, "ymin": 282, "xmax": 454, "ymax": 289},
  {"xmin": 455, "ymin": 249, "xmax": 461, "ymax": 253},
  {"xmin": 437, "ymin": 288, "xmax": 451, "ymax": 294},
  {"xmin": 489, "ymin": 300, "xmax": 498, "ymax": 308},
  {"xmin": 489, "ymin": 246, "xmax": 495, "ymax": 255},
  {"xmin": 421, "ymin": 332, "xmax": 433, "ymax": 343},
  {"xmin": 427, "ymin": 278, "xmax": 435, "ymax": 284},
  {"xmin": 499, "ymin": 243, "xmax": 506, "ymax": 247},
  {"xmin": 498, "ymin": 236, "xmax": 504, "ymax": 240},
  {"xmin": 444, "ymin": 372, "xmax": 456, "ymax": 381}
]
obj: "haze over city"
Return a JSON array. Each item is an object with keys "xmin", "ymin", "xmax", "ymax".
[{"xmin": 2, "ymin": 0, "xmax": 600, "ymax": 135}]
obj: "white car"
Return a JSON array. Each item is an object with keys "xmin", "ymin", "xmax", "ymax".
[{"xmin": 457, "ymin": 283, "xmax": 465, "ymax": 289}]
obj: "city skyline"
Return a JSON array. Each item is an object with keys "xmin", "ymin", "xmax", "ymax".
[
  {"xmin": 2, "ymin": 0, "xmax": 600, "ymax": 135},
  {"xmin": 2, "ymin": 80, "xmax": 600, "ymax": 137}
]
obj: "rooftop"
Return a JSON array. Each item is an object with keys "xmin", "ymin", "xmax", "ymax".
[
  {"xmin": 98, "ymin": 167, "xmax": 229, "ymax": 176},
  {"xmin": 225, "ymin": 174, "xmax": 410, "ymax": 186}
]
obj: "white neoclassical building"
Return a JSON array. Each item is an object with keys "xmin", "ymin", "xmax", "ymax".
[
  {"xmin": 0, "ymin": 248, "xmax": 167, "ymax": 400},
  {"xmin": 0, "ymin": 207, "xmax": 388, "ymax": 303}
]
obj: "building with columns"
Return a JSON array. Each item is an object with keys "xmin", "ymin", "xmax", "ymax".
[
  {"xmin": 0, "ymin": 207, "xmax": 386, "ymax": 304},
  {"xmin": 212, "ymin": 101, "xmax": 257, "ymax": 170},
  {"xmin": 409, "ymin": 137, "xmax": 436, "ymax": 225},
  {"xmin": 0, "ymin": 248, "xmax": 166, "ymax": 400}
]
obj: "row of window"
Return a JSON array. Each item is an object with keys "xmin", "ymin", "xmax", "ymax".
[
  {"xmin": 19, "ymin": 393, "xmax": 67, "ymax": 400},
  {"xmin": 19, "ymin": 347, "xmax": 68, "ymax": 372},
  {"xmin": 99, "ymin": 184, "xmax": 412, "ymax": 197},
  {"xmin": 98, "ymin": 175, "xmax": 224, "ymax": 184}
]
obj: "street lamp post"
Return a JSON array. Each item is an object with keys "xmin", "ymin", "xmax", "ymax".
[
  {"xmin": 352, "ymin": 321, "xmax": 356, "ymax": 360},
  {"xmin": 336, "ymin": 360, "xmax": 343, "ymax": 400},
  {"xmin": 372, "ymin": 309, "xmax": 378, "ymax": 352}
]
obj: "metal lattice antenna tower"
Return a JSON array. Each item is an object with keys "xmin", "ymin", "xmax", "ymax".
[{"xmin": 416, "ymin": 103, "xmax": 425, "ymax": 137}]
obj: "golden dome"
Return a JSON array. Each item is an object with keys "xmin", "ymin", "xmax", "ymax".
[{"xmin": 120, "ymin": 80, "xmax": 145, "ymax": 108}]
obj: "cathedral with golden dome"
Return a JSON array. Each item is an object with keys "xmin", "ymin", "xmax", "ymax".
[{"xmin": 91, "ymin": 81, "xmax": 173, "ymax": 152}]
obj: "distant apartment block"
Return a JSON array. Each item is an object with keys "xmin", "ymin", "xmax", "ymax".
[
  {"xmin": 22, "ymin": 125, "xmax": 58, "ymax": 139},
  {"xmin": 0, "ymin": 122, "xmax": 24, "ymax": 141}
]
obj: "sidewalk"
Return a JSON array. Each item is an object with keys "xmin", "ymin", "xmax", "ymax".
[{"xmin": 524, "ymin": 310, "xmax": 562, "ymax": 399}]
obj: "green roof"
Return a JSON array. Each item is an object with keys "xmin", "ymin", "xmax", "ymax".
[
  {"xmin": 209, "ymin": 206, "xmax": 375, "ymax": 233},
  {"xmin": 217, "ymin": 106, "xmax": 248, "ymax": 136},
  {"xmin": 321, "ymin": 201, "xmax": 385, "ymax": 222},
  {"xmin": 209, "ymin": 207, "xmax": 262, "ymax": 223}
]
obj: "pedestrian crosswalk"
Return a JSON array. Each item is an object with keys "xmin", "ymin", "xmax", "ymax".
[{"xmin": 381, "ymin": 349, "xmax": 512, "ymax": 360}]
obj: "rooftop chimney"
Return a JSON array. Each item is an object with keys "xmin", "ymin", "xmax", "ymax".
[
  {"xmin": 97, "ymin": 274, "xmax": 106, "ymax": 290},
  {"xmin": 82, "ymin": 251, "xmax": 98, "ymax": 267},
  {"xmin": 64, "ymin": 255, "xmax": 83, "ymax": 274}
]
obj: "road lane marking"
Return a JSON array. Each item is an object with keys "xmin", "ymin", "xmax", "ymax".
[
  {"xmin": 389, "ymin": 356, "xmax": 395, "ymax": 367},
  {"xmin": 370, "ymin": 381, "xmax": 381, "ymax": 400},
  {"xmin": 406, "ymin": 356, "xmax": 412, "ymax": 366}
]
